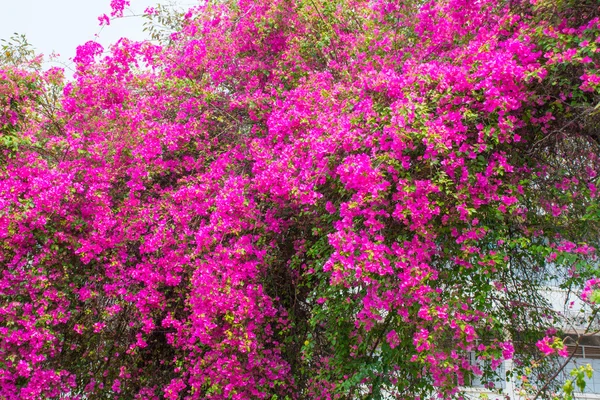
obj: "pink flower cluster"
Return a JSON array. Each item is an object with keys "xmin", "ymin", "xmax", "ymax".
[
  {"xmin": 583, "ymin": 278, "xmax": 600, "ymax": 304},
  {"xmin": 536, "ymin": 336, "xmax": 569, "ymax": 358}
]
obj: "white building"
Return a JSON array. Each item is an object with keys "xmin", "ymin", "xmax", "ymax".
[{"xmin": 462, "ymin": 285, "xmax": 600, "ymax": 399}]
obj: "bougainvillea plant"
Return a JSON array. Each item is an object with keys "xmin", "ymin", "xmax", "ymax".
[{"xmin": 1, "ymin": 0, "xmax": 600, "ymax": 399}]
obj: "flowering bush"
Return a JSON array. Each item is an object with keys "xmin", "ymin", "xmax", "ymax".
[{"xmin": 1, "ymin": 0, "xmax": 600, "ymax": 399}]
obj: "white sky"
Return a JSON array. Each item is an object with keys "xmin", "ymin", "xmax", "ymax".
[{"xmin": 0, "ymin": 0, "xmax": 187, "ymax": 74}]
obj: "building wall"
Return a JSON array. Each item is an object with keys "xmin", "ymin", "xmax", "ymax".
[{"xmin": 463, "ymin": 354, "xmax": 600, "ymax": 399}]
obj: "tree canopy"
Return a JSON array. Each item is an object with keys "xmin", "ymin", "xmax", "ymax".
[{"xmin": 1, "ymin": 0, "xmax": 600, "ymax": 399}]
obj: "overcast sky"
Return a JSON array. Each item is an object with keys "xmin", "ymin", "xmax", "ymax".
[{"xmin": 0, "ymin": 0, "xmax": 187, "ymax": 74}]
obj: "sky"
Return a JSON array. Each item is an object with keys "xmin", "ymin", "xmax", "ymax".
[{"xmin": 0, "ymin": 0, "xmax": 186, "ymax": 74}]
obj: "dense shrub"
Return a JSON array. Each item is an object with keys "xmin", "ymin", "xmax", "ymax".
[{"xmin": 1, "ymin": 0, "xmax": 600, "ymax": 398}]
